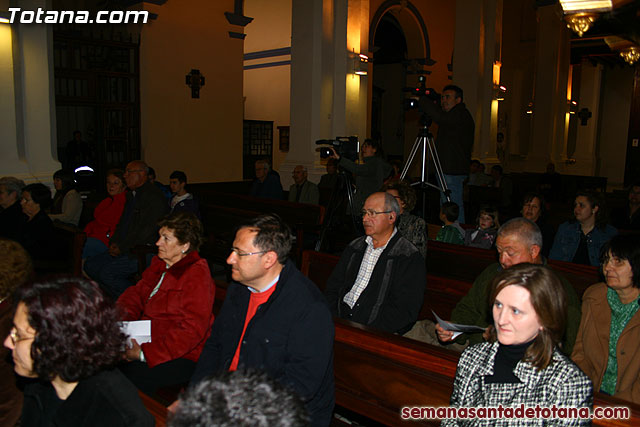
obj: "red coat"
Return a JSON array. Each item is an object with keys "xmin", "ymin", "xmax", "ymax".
[
  {"xmin": 83, "ymin": 192, "xmax": 126, "ymax": 246},
  {"xmin": 117, "ymin": 251, "xmax": 215, "ymax": 367}
]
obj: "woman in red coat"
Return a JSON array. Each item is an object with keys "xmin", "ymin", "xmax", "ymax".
[
  {"xmin": 82, "ymin": 169, "xmax": 127, "ymax": 259},
  {"xmin": 117, "ymin": 211, "xmax": 215, "ymax": 395}
]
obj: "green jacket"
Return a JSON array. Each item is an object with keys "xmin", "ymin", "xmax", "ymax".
[
  {"xmin": 450, "ymin": 262, "xmax": 581, "ymax": 355},
  {"xmin": 436, "ymin": 224, "xmax": 464, "ymax": 245}
]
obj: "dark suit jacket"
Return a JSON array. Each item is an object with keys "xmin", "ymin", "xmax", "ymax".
[
  {"xmin": 192, "ymin": 260, "xmax": 334, "ymax": 427},
  {"xmin": 324, "ymin": 232, "xmax": 426, "ymax": 334},
  {"xmin": 111, "ymin": 180, "xmax": 168, "ymax": 255}
]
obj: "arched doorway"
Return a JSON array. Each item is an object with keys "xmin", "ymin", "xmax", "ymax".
[{"xmin": 369, "ymin": 1, "xmax": 434, "ymax": 171}]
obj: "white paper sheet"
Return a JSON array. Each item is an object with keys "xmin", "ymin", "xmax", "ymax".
[{"xmin": 121, "ymin": 320, "xmax": 152, "ymax": 346}]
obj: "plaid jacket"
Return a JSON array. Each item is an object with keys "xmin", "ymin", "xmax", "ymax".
[{"xmin": 442, "ymin": 341, "xmax": 593, "ymax": 426}]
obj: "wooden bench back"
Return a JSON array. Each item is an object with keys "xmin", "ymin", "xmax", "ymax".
[{"xmin": 334, "ymin": 318, "xmax": 640, "ymax": 426}]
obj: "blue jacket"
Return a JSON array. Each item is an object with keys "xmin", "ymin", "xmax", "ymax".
[
  {"xmin": 191, "ymin": 260, "xmax": 334, "ymax": 426},
  {"xmin": 549, "ymin": 221, "xmax": 617, "ymax": 266}
]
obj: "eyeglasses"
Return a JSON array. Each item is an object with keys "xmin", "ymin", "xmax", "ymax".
[
  {"xmin": 361, "ymin": 209, "xmax": 392, "ymax": 218},
  {"xmin": 9, "ymin": 327, "xmax": 34, "ymax": 345},
  {"xmin": 230, "ymin": 247, "xmax": 267, "ymax": 257}
]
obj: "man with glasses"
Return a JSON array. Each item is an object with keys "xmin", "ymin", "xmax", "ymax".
[
  {"xmin": 188, "ymin": 214, "xmax": 334, "ymax": 427},
  {"xmin": 324, "ymin": 192, "xmax": 426, "ymax": 334},
  {"xmin": 84, "ymin": 160, "xmax": 168, "ymax": 298}
]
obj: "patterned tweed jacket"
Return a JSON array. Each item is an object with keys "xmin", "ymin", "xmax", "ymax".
[{"xmin": 442, "ymin": 341, "xmax": 593, "ymax": 426}]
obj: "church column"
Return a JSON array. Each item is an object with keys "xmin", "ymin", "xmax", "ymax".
[
  {"xmin": 570, "ymin": 61, "xmax": 603, "ymax": 176},
  {"xmin": 529, "ymin": 3, "xmax": 571, "ymax": 172},
  {"xmin": 283, "ymin": 0, "xmax": 368, "ymax": 188},
  {"xmin": 453, "ymin": 0, "xmax": 503, "ymax": 165},
  {"xmin": 0, "ymin": 0, "xmax": 60, "ymax": 184}
]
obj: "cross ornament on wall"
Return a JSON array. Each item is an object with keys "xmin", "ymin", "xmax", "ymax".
[
  {"xmin": 577, "ymin": 107, "xmax": 592, "ymax": 126},
  {"xmin": 185, "ymin": 69, "xmax": 205, "ymax": 99}
]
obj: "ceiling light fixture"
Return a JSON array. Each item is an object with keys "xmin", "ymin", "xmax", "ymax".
[
  {"xmin": 620, "ymin": 47, "xmax": 640, "ymax": 65},
  {"xmin": 559, "ymin": 0, "xmax": 612, "ymax": 37}
]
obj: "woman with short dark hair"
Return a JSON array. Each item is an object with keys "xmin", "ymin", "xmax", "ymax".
[
  {"xmin": 443, "ymin": 264, "xmax": 592, "ymax": 426},
  {"xmin": 82, "ymin": 169, "xmax": 127, "ymax": 259},
  {"xmin": 572, "ymin": 234, "xmax": 640, "ymax": 403},
  {"xmin": 3, "ymin": 277, "xmax": 153, "ymax": 426},
  {"xmin": 19, "ymin": 183, "xmax": 56, "ymax": 262},
  {"xmin": 49, "ymin": 169, "xmax": 82, "ymax": 226},
  {"xmin": 118, "ymin": 211, "xmax": 215, "ymax": 395}
]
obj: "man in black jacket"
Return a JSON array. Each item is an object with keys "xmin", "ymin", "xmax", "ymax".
[
  {"xmin": 324, "ymin": 192, "xmax": 426, "ymax": 334},
  {"xmin": 84, "ymin": 160, "xmax": 168, "ymax": 298},
  {"xmin": 420, "ymin": 85, "xmax": 474, "ymax": 223},
  {"xmin": 189, "ymin": 215, "xmax": 334, "ymax": 427}
]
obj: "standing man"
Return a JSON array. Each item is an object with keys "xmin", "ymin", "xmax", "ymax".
[
  {"xmin": 190, "ymin": 215, "xmax": 334, "ymax": 426},
  {"xmin": 84, "ymin": 160, "xmax": 168, "ymax": 298},
  {"xmin": 288, "ymin": 165, "xmax": 320, "ymax": 204},
  {"xmin": 324, "ymin": 192, "xmax": 426, "ymax": 334},
  {"xmin": 420, "ymin": 85, "xmax": 474, "ymax": 223}
]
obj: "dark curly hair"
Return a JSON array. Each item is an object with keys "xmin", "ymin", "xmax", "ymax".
[
  {"xmin": 22, "ymin": 183, "xmax": 52, "ymax": 210},
  {"xmin": 13, "ymin": 277, "xmax": 126, "ymax": 382},
  {"xmin": 158, "ymin": 211, "xmax": 205, "ymax": 252},
  {"xmin": 0, "ymin": 239, "xmax": 33, "ymax": 300},
  {"xmin": 171, "ymin": 369, "xmax": 308, "ymax": 427},
  {"xmin": 381, "ymin": 179, "xmax": 417, "ymax": 212},
  {"xmin": 106, "ymin": 168, "xmax": 125, "ymax": 183}
]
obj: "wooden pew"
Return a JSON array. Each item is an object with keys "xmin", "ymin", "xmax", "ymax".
[
  {"xmin": 334, "ymin": 318, "xmax": 640, "ymax": 426},
  {"xmin": 194, "ymin": 190, "xmax": 325, "ymax": 265},
  {"xmin": 34, "ymin": 222, "xmax": 86, "ymax": 276},
  {"xmin": 425, "ymin": 240, "xmax": 601, "ymax": 298}
]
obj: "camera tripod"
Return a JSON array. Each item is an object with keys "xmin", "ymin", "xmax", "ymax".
[
  {"xmin": 315, "ymin": 170, "xmax": 360, "ymax": 252},
  {"xmin": 400, "ymin": 122, "xmax": 451, "ymax": 219}
]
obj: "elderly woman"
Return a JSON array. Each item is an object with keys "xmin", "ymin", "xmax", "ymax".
[
  {"xmin": 0, "ymin": 239, "xmax": 32, "ymax": 426},
  {"xmin": 118, "ymin": 211, "xmax": 215, "ymax": 395},
  {"xmin": 382, "ymin": 180, "xmax": 426, "ymax": 257},
  {"xmin": 571, "ymin": 234, "xmax": 640, "ymax": 403},
  {"xmin": 82, "ymin": 169, "xmax": 127, "ymax": 259},
  {"xmin": 0, "ymin": 176, "xmax": 27, "ymax": 240},
  {"xmin": 3, "ymin": 277, "xmax": 153, "ymax": 426},
  {"xmin": 49, "ymin": 169, "xmax": 83, "ymax": 226},
  {"xmin": 443, "ymin": 264, "xmax": 592, "ymax": 426},
  {"xmin": 550, "ymin": 191, "xmax": 617, "ymax": 266},
  {"xmin": 19, "ymin": 183, "xmax": 56, "ymax": 262}
]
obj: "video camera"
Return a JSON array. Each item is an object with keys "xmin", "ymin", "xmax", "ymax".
[
  {"xmin": 316, "ymin": 136, "xmax": 359, "ymax": 162},
  {"xmin": 403, "ymin": 75, "xmax": 440, "ymax": 111}
]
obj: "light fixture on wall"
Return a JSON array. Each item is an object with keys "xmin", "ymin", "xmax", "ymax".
[
  {"xmin": 526, "ymin": 101, "xmax": 534, "ymax": 115},
  {"xmin": 620, "ymin": 47, "xmax": 640, "ymax": 65},
  {"xmin": 351, "ymin": 50, "xmax": 368, "ymax": 76},
  {"xmin": 559, "ymin": 1, "xmax": 612, "ymax": 37},
  {"xmin": 568, "ymin": 100, "xmax": 578, "ymax": 114},
  {"xmin": 493, "ymin": 85, "xmax": 507, "ymax": 101}
]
